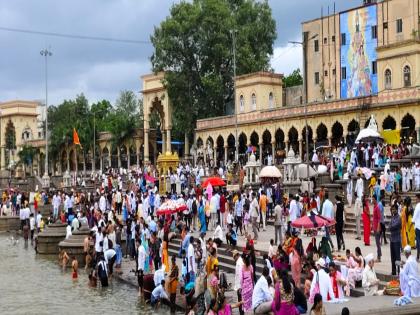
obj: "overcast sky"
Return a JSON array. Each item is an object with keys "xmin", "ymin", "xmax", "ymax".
[{"xmin": 0, "ymin": 0, "xmax": 361, "ymax": 106}]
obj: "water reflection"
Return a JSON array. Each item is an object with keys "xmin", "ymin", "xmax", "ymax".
[{"xmin": 0, "ymin": 234, "xmax": 167, "ymax": 315}]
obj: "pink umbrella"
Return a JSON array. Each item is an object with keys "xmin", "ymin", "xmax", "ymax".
[{"xmin": 291, "ymin": 214, "xmax": 335, "ymax": 229}]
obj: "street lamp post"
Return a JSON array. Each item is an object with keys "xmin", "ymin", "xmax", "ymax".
[
  {"xmin": 40, "ymin": 48, "xmax": 52, "ymax": 189},
  {"xmin": 290, "ymin": 33, "xmax": 318, "ymax": 192}
]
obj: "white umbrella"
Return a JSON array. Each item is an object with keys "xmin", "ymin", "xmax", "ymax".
[
  {"xmin": 317, "ymin": 164, "xmax": 328, "ymax": 174},
  {"xmin": 295, "ymin": 163, "xmax": 317, "ymax": 179},
  {"xmin": 355, "ymin": 128, "xmax": 383, "ymax": 144},
  {"xmin": 259, "ymin": 165, "xmax": 282, "ymax": 178}
]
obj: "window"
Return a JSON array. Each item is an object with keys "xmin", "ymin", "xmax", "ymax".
[
  {"xmin": 396, "ymin": 19, "xmax": 403, "ymax": 33},
  {"xmin": 383, "ymin": 22, "xmax": 388, "ymax": 29},
  {"xmin": 268, "ymin": 92, "xmax": 274, "ymax": 109},
  {"xmin": 332, "ymin": 35, "xmax": 335, "ymax": 42},
  {"xmin": 324, "ymin": 70, "xmax": 328, "ymax": 77},
  {"xmin": 314, "ymin": 40, "xmax": 319, "ymax": 52},
  {"xmin": 239, "ymin": 95, "xmax": 244, "ymax": 112},
  {"xmin": 341, "ymin": 67, "xmax": 347, "ymax": 80},
  {"xmin": 372, "ymin": 61, "xmax": 377, "ymax": 75},
  {"xmin": 371, "ymin": 25, "xmax": 377, "ymax": 39},
  {"xmin": 332, "ymin": 68, "xmax": 336, "ymax": 76},
  {"xmin": 385, "ymin": 69, "xmax": 392, "ymax": 89},
  {"xmin": 341, "ymin": 33, "xmax": 346, "ymax": 46},
  {"xmin": 251, "ymin": 93, "xmax": 257, "ymax": 110},
  {"xmin": 403, "ymin": 65, "xmax": 411, "ymax": 87},
  {"xmin": 315, "ymin": 72, "xmax": 320, "ymax": 85},
  {"xmin": 323, "ymin": 37, "xmax": 327, "ymax": 44}
]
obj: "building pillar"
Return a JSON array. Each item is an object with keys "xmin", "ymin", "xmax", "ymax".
[
  {"xmin": 259, "ymin": 143, "xmax": 263, "ymax": 164},
  {"xmin": 91, "ymin": 153, "xmax": 95, "ymax": 173},
  {"xmin": 66, "ymin": 153, "xmax": 70, "ymax": 172},
  {"xmin": 224, "ymin": 145, "xmax": 228, "ymax": 165},
  {"xmin": 127, "ymin": 151, "xmax": 131, "ymax": 170},
  {"xmin": 117, "ymin": 149, "xmax": 121, "ymax": 168},
  {"xmin": 144, "ymin": 130, "xmax": 150, "ymax": 162},
  {"xmin": 285, "ymin": 140, "xmax": 290, "ymax": 153},
  {"xmin": 343, "ymin": 133, "xmax": 348, "ymax": 145},
  {"xmin": 37, "ymin": 153, "xmax": 41, "ymax": 176},
  {"xmin": 417, "ymin": 127, "xmax": 420, "ymax": 144},
  {"xmin": 99, "ymin": 154, "xmax": 103, "ymax": 172},
  {"xmin": 213, "ymin": 147, "xmax": 217, "ymax": 164},
  {"xmin": 299, "ymin": 138, "xmax": 303, "ymax": 160},
  {"xmin": 166, "ymin": 129, "xmax": 171, "ymax": 153},
  {"xmin": 74, "ymin": 149, "xmax": 78, "ymax": 174},
  {"xmin": 136, "ymin": 144, "xmax": 140, "ymax": 167},
  {"xmin": 328, "ymin": 137, "xmax": 332, "ymax": 147},
  {"xmin": 184, "ymin": 133, "xmax": 190, "ymax": 158},
  {"xmin": 271, "ymin": 141, "xmax": 276, "ymax": 158},
  {"xmin": 162, "ymin": 132, "xmax": 166, "ymax": 153},
  {"xmin": 0, "ymin": 147, "xmax": 5, "ymax": 170}
]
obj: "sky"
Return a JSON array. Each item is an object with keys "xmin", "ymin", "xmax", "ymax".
[{"xmin": 0, "ymin": 0, "xmax": 361, "ymax": 106}]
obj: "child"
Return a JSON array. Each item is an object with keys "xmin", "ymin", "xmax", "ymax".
[
  {"xmin": 59, "ymin": 250, "xmax": 70, "ymax": 271},
  {"xmin": 72, "ymin": 256, "xmax": 78, "ymax": 280}
]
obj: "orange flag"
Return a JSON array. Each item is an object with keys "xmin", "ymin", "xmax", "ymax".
[{"xmin": 73, "ymin": 128, "xmax": 82, "ymax": 148}]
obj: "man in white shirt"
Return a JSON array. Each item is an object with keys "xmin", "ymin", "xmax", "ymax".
[
  {"xmin": 413, "ymin": 193, "xmax": 420, "ymax": 260},
  {"xmin": 252, "ymin": 267, "xmax": 273, "ymax": 314},
  {"xmin": 233, "ymin": 250, "xmax": 244, "ymax": 315},
  {"xmin": 322, "ymin": 192, "xmax": 335, "ymax": 250},
  {"xmin": 99, "ymin": 194, "xmax": 106, "ymax": 212},
  {"xmin": 154, "ymin": 264, "xmax": 166, "ymax": 287},
  {"xmin": 310, "ymin": 258, "xmax": 335, "ymax": 302},
  {"xmin": 151, "ymin": 280, "xmax": 169, "ymax": 306},
  {"xmin": 137, "ymin": 239, "xmax": 146, "ymax": 296},
  {"xmin": 210, "ymin": 194, "xmax": 218, "ymax": 230},
  {"xmin": 250, "ymin": 193, "xmax": 259, "ymax": 240},
  {"xmin": 104, "ymin": 247, "xmax": 117, "ymax": 276},
  {"xmin": 52, "ymin": 192, "xmax": 61, "ymax": 220}
]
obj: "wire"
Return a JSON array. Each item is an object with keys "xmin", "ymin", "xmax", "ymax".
[{"xmin": 0, "ymin": 26, "xmax": 151, "ymax": 45}]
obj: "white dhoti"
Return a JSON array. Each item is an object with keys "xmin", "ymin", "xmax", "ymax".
[{"xmin": 400, "ymin": 256, "xmax": 420, "ymax": 298}]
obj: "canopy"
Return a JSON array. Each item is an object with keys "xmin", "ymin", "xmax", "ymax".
[
  {"xmin": 259, "ymin": 166, "xmax": 282, "ymax": 178},
  {"xmin": 295, "ymin": 163, "xmax": 317, "ymax": 179},
  {"xmin": 355, "ymin": 128, "xmax": 383, "ymax": 144},
  {"xmin": 202, "ymin": 177, "xmax": 226, "ymax": 188},
  {"xmin": 156, "ymin": 200, "xmax": 188, "ymax": 216},
  {"xmin": 291, "ymin": 214, "xmax": 335, "ymax": 229}
]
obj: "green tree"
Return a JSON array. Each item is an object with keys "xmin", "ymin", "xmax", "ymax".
[
  {"xmin": 108, "ymin": 90, "xmax": 141, "ymax": 146},
  {"xmin": 283, "ymin": 68, "xmax": 303, "ymax": 88},
  {"xmin": 18, "ymin": 144, "xmax": 37, "ymax": 176},
  {"xmin": 151, "ymin": 0, "xmax": 276, "ymax": 138}
]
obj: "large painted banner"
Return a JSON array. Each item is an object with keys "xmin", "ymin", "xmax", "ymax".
[{"xmin": 340, "ymin": 5, "xmax": 377, "ymax": 99}]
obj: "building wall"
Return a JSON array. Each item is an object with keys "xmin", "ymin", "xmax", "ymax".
[{"xmin": 303, "ymin": 0, "xmax": 419, "ymax": 104}]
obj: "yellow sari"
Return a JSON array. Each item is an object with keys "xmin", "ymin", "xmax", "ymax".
[
  {"xmin": 407, "ymin": 212, "xmax": 416, "ymax": 248},
  {"xmin": 401, "ymin": 208, "xmax": 408, "ymax": 248}
]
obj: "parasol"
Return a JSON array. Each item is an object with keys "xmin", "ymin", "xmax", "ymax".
[
  {"xmin": 156, "ymin": 200, "xmax": 188, "ymax": 216},
  {"xmin": 291, "ymin": 214, "xmax": 335, "ymax": 229},
  {"xmin": 355, "ymin": 128, "xmax": 383, "ymax": 144},
  {"xmin": 202, "ymin": 177, "xmax": 226, "ymax": 188},
  {"xmin": 295, "ymin": 163, "xmax": 317, "ymax": 179},
  {"xmin": 259, "ymin": 166, "xmax": 282, "ymax": 178}
]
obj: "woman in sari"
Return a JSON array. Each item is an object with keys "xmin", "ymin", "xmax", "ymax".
[
  {"xmin": 346, "ymin": 247, "xmax": 364, "ymax": 289},
  {"xmin": 404, "ymin": 197, "xmax": 415, "ymax": 248},
  {"xmin": 290, "ymin": 238, "xmax": 304, "ymax": 289},
  {"xmin": 161, "ymin": 233, "xmax": 169, "ymax": 273},
  {"xmin": 401, "ymin": 200, "xmax": 408, "ymax": 248},
  {"xmin": 362, "ymin": 196, "xmax": 371, "ymax": 246},
  {"xmin": 272, "ymin": 269, "xmax": 299, "ymax": 315},
  {"xmin": 198, "ymin": 197, "xmax": 206, "ymax": 233},
  {"xmin": 240, "ymin": 254, "xmax": 254, "ymax": 313}
]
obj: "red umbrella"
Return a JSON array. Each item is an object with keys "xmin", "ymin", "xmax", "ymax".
[
  {"xmin": 291, "ymin": 214, "xmax": 335, "ymax": 229},
  {"xmin": 202, "ymin": 177, "xmax": 226, "ymax": 188},
  {"xmin": 156, "ymin": 204, "xmax": 188, "ymax": 216}
]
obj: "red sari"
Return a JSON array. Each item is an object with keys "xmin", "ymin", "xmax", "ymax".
[{"xmin": 362, "ymin": 201, "xmax": 371, "ymax": 246}]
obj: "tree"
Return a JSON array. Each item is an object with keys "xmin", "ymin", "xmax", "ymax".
[
  {"xmin": 151, "ymin": 0, "xmax": 276, "ymax": 138},
  {"xmin": 18, "ymin": 144, "xmax": 37, "ymax": 176},
  {"xmin": 107, "ymin": 90, "xmax": 141, "ymax": 147},
  {"xmin": 283, "ymin": 68, "xmax": 303, "ymax": 88},
  {"xmin": 4, "ymin": 119, "xmax": 16, "ymax": 167}
]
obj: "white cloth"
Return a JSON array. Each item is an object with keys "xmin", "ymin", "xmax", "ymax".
[
  {"xmin": 252, "ymin": 276, "xmax": 273, "ymax": 309},
  {"xmin": 362, "ymin": 266, "xmax": 379, "ymax": 296},
  {"xmin": 412, "ymin": 202, "xmax": 420, "ymax": 230},
  {"xmin": 322, "ymin": 199, "xmax": 334, "ymax": 219},
  {"xmin": 355, "ymin": 178, "xmax": 364, "ymax": 199},
  {"xmin": 289, "ymin": 199, "xmax": 299, "ymax": 222},
  {"xmin": 154, "ymin": 265, "xmax": 166, "ymax": 286},
  {"xmin": 310, "ymin": 269, "xmax": 334, "ymax": 302},
  {"xmin": 400, "ymin": 255, "xmax": 420, "ymax": 298},
  {"xmin": 137, "ymin": 244, "xmax": 146, "ymax": 271},
  {"xmin": 234, "ymin": 257, "xmax": 244, "ymax": 291}
]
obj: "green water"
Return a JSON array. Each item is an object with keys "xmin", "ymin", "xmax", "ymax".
[{"xmin": 0, "ymin": 233, "xmax": 166, "ymax": 315}]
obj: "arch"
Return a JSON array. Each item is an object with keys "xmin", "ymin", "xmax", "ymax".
[
  {"xmin": 403, "ymin": 65, "xmax": 411, "ymax": 87},
  {"xmin": 251, "ymin": 93, "xmax": 257, "ymax": 111},
  {"xmin": 129, "ymin": 145, "xmax": 137, "ymax": 167},
  {"xmin": 250, "ymin": 131, "xmax": 259, "ymax": 147},
  {"xmin": 61, "ymin": 150, "xmax": 67, "ymax": 172},
  {"xmin": 238, "ymin": 132, "xmax": 248, "ymax": 163},
  {"xmin": 382, "ymin": 115, "xmax": 396, "ymax": 130},
  {"xmin": 316, "ymin": 123, "xmax": 328, "ymax": 143},
  {"xmin": 120, "ymin": 144, "xmax": 128, "ymax": 169},
  {"xmin": 227, "ymin": 134, "xmax": 235, "ymax": 162},
  {"xmin": 216, "ymin": 135, "xmax": 224, "ymax": 163},
  {"xmin": 262, "ymin": 130, "xmax": 272, "ymax": 165},
  {"xmin": 268, "ymin": 92, "xmax": 274, "ymax": 109},
  {"xmin": 275, "ymin": 128, "xmax": 285, "ymax": 149},
  {"xmin": 347, "ymin": 119, "xmax": 360, "ymax": 146},
  {"xmin": 239, "ymin": 95, "xmax": 245, "ymax": 112},
  {"xmin": 111, "ymin": 145, "xmax": 118, "ymax": 168},
  {"xmin": 196, "ymin": 137, "xmax": 204, "ymax": 148},
  {"xmin": 385, "ymin": 68, "xmax": 392, "ymax": 89},
  {"xmin": 331, "ymin": 121, "xmax": 344, "ymax": 146},
  {"xmin": 288, "ymin": 126, "xmax": 299, "ymax": 153},
  {"xmin": 301, "ymin": 125, "xmax": 313, "ymax": 157},
  {"xmin": 21, "ymin": 127, "xmax": 32, "ymax": 141},
  {"xmin": 102, "ymin": 146, "xmax": 110, "ymax": 169},
  {"xmin": 69, "ymin": 149, "xmax": 76, "ymax": 172},
  {"xmin": 401, "ymin": 113, "xmax": 417, "ymax": 143},
  {"xmin": 206, "ymin": 136, "xmax": 214, "ymax": 147}
]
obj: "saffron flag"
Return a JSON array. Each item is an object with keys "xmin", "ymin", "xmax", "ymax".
[
  {"xmin": 381, "ymin": 129, "xmax": 400, "ymax": 145},
  {"xmin": 73, "ymin": 128, "xmax": 82, "ymax": 147}
]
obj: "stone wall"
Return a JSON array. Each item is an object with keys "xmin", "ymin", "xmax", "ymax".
[{"xmin": 0, "ymin": 216, "xmax": 20, "ymax": 232}]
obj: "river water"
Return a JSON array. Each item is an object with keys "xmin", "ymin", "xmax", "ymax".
[{"xmin": 0, "ymin": 234, "xmax": 166, "ymax": 315}]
